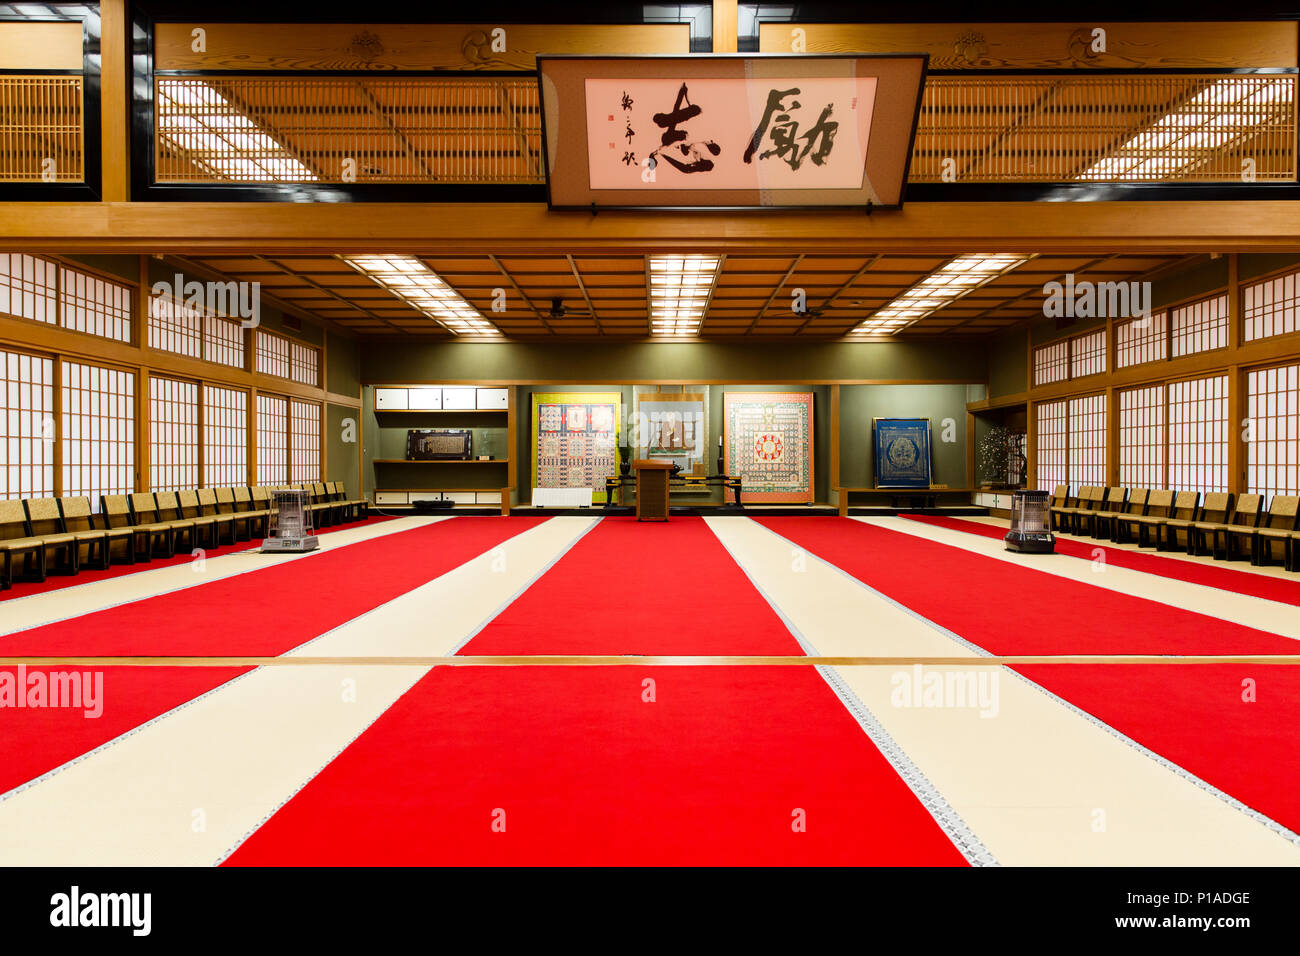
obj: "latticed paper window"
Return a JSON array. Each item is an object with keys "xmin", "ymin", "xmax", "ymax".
[
  {"xmin": 149, "ymin": 377, "xmax": 199, "ymax": 492},
  {"xmin": 61, "ymin": 360, "xmax": 135, "ymax": 509},
  {"xmin": 1247, "ymin": 363, "xmax": 1299, "ymax": 498},
  {"xmin": 1171, "ymin": 294, "xmax": 1229, "ymax": 358},
  {"xmin": 1116, "ymin": 312, "xmax": 1168, "ymax": 368},
  {"xmin": 1119, "ymin": 385, "xmax": 1166, "ymax": 489},
  {"xmin": 1033, "ymin": 341, "xmax": 1068, "ymax": 386},
  {"xmin": 1069, "ymin": 329, "xmax": 1107, "ymax": 379},
  {"xmin": 203, "ymin": 384, "xmax": 248, "ymax": 488},
  {"xmin": 0, "ymin": 254, "xmax": 58, "ymax": 325},
  {"xmin": 256, "ymin": 393, "xmax": 288, "ymax": 486},
  {"xmin": 290, "ymin": 341, "xmax": 319, "ymax": 387},
  {"xmin": 289, "ymin": 399, "xmax": 321, "ymax": 484},
  {"xmin": 1244, "ymin": 270, "xmax": 1299, "ymax": 343},
  {"xmin": 1168, "ymin": 374, "xmax": 1229, "ymax": 494},
  {"xmin": 1066, "ymin": 393, "xmax": 1107, "ymax": 488},
  {"xmin": 0, "ymin": 348, "xmax": 54, "ymax": 500},
  {"xmin": 59, "ymin": 266, "xmax": 132, "ymax": 343},
  {"xmin": 1035, "ymin": 399, "xmax": 1067, "ymax": 491},
  {"xmin": 256, "ymin": 330, "xmax": 291, "ymax": 379}
]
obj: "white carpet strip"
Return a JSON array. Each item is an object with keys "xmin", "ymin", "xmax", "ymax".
[
  {"xmin": 857, "ymin": 516, "xmax": 1300, "ymax": 641},
  {"xmin": 0, "ymin": 516, "xmax": 441, "ymax": 637},
  {"xmin": 705, "ymin": 516, "xmax": 1300, "ymax": 866},
  {"xmin": 0, "ymin": 517, "xmax": 596, "ymax": 866}
]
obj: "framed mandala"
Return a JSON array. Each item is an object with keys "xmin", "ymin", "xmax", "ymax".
[
  {"xmin": 531, "ymin": 391, "xmax": 622, "ymax": 503},
  {"xmin": 723, "ymin": 392, "xmax": 814, "ymax": 503},
  {"xmin": 873, "ymin": 418, "xmax": 933, "ymax": 488}
]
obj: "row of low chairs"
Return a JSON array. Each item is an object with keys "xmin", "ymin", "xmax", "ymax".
[
  {"xmin": 0, "ymin": 481, "xmax": 368, "ymax": 590},
  {"xmin": 1048, "ymin": 485, "xmax": 1300, "ymax": 571}
]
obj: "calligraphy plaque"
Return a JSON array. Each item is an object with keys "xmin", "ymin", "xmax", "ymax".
[
  {"xmin": 538, "ymin": 54, "xmax": 928, "ymax": 209},
  {"xmin": 406, "ymin": 429, "xmax": 473, "ymax": 461}
]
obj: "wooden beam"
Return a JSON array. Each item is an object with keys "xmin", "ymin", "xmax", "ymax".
[
  {"xmin": 830, "ymin": 384, "xmax": 840, "ymax": 508},
  {"xmin": 7, "ymin": 202, "xmax": 1300, "ymax": 254},
  {"xmin": 746, "ymin": 254, "xmax": 803, "ymax": 333},
  {"xmin": 488, "ymin": 254, "xmax": 555, "ymax": 335},
  {"xmin": 566, "ymin": 254, "xmax": 602, "ymax": 333}
]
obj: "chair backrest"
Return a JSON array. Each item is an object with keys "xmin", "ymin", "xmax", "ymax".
[
  {"xmin": 58, "ymin": 496, "xmax": 96, "ymax": 532},
  {"xmin": 1199, "ymin": 492, "xmax": 1232, "ymax": 523},
  {"xmin": 1230, "ymin": 493, "xmax": 1264, "ymax": 527},
  {"xmin": 197, "ymin": 488, "xmax": 220, "ymax": 514},
  {"xmin": 251, "ymin": 486, "xmax": 271, "ymax": 506},
  {"xmin": 232, "ymin": 486, "xmax": 253, "ymax": 509},
  {"xmin": 129, "ymin": 492, "xmax": 161, "ymax": 524},
  {"xmin": 100, "ymin": 495, "xmax": 133, "ymax": 528},
  {"xmin": 1103, "ymin": 486, "xmax": 1127, "ymax": 509},
  {"xmin": 154, "ymin": 491, "xmax": 182, "ymax": 518},
  {"xmin": 1169, "ymin": 491, "xmax": 1198, "ymax": 519},
  {"xmin": 1265, "ymin": 494, "xmax": 1300, "ymax": 529},
  {"xmin": 1145, "ymin": 489, "xmax": 1175, "ymax": 515},
  {"xmin": 24, "ymin": 497, "xmax": 65, "ymax": 536},
  {"xmin": 176, "ymin": 489, "xmax": 203, "ymax": 517},
  {"xmin": 1080, "ymin": 486, "xmax": 1103, "ymax": 510},
  {"xmin": 1123, "ymin": 489, "xmax": 1148, "ymax": 514},
  {"xmin": 312, "ymin": 482, "xmax": 327, "ymax": 501},
  {"xmin": 213, "ymin": 487, "xmax": 237, "ymax": 512},
  {"xmin": 0, "ymin": 499, "xmax": 31, "ymax": 542},
  {"xmin": 327, "ymin": 481, "xmax": 342, "ymax": 500}
]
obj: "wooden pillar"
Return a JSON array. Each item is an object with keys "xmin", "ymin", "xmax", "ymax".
[
  {"xmin": 137, "ymin": 367, "xmax": 150, "ymax": 491},
  {"xmin": 51, "ymin": 355, "xmax": 63, "ymax": 498},
  {"xmin": 965, "ymin": 411, "xmax": 976, "ymax": 489},
  {"xmin": 99, "ymin": 0, "xmax": 129, "ymax": 201},
  {"xmin": 1226, "ymin": 255, "xmax": 1246, "ymax": 495},
  {"xmin": 712, "ymin": 0, "xmax": 738, "ymax": 53},
  {"xmin": 1105, "ymin": 385, "xmax": 1119, "ymax": 487},
  {"xmin": 248, "ymin": 387, "xmax": 258, "ymax": 486},
  {"xmin": 1026, "ymin": 401, "xmax": 1037, "ymax": 490},
  {"xmin": 829, "ymin": 384, "xmax": 840, "ymax": 508}
]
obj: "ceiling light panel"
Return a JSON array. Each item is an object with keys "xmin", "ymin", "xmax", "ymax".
[
  {"xmin": 849, "ymin": 254, "xmax": 1034, "ymax": 336},
  {"xmin": 341, "ymin": 255, "xmax": 499, "ymax": 335},
  {"xmin": 647, "ymin": 255, "xmax": 722, "ymax": 336}
]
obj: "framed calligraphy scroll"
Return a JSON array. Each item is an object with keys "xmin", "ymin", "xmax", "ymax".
[{"xmin": 537, "ymin": 54, "xmax": 928, "ymax": 210}]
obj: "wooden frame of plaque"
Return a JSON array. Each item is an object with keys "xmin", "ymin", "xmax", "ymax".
[{"xmin": 406, "ymin": 429, "xmax": 473, "ymax": 461}]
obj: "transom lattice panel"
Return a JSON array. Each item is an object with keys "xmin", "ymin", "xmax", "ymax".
[
  {"xmin": 0, "ymin": 76, "xmax": 84, "ymax": 183},
  {"xmin": 912, "ymin": 74, "xmax": 1296, "ymax": 183},
  {"xmin": 155, "ymin": 77, "xmax": 541, "ymax": 184}
]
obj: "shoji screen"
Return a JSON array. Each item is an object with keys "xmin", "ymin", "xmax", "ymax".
[
  {"xmin": 203, "ymin": 385, "xmax": 248, "ymax": 488},
  {"xmin": 1247, "ymin": 363, "xmax": 1299, "ymax": 497},
  {"xmin": 1243, "ymin": 270, "xmax": 1299, "ymax": 342},
  {"xmin": 289, "ymin": 399, "xmax": 321, "ymax": 484},
  {"xmin": 0, "ymin": 348, "xmax": 54, "ymax": 499},
  {"xmin": 1170, "ymin": 295, "xmax": 1229, "ymax": 358},
  {"xmin": 1118, "ymin": 385, "xmax": 1165, "ymax": 488},
  {"xmin": 149, "ymin": 376, "xmax": 199, "ymax": 492},
  {"xmin": 1035, "ymin": 399, "xmax": 1067, "ymax": 490},
  {"xmin": 61, "ymin": 360, "xmax": 135, "ymax": 508},
  {"xmin": 1066, "ymin": 393, "xmax": 1107, "ymax": 487},
  {"xmin": 256, "ymin": 393, "xmax": 288, "ymax": 486},
  {"xmin": 1167, "ymin": 374, "xmax": 1229, "ymax": 494}
]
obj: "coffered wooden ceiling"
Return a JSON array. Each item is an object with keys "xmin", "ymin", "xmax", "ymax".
[{"xmin": 180, "ymin": 252, "xmax": 1201, "ymax": 339}]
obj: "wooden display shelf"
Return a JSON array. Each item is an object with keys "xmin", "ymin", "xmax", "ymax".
[
  {"xmin": 373, "ymin": 486, "xmax": 514, "ymax": 516},
  {"xmin": 373, "ymin": 458, "xmax": 509, "ymax": 464},
  {"xmin": 837, "ymin": 486, "xmax": 976, "ymax": 516}
]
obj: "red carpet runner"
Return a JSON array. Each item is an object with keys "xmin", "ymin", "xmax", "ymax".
[
  {"xmin": 0, "ymin": 517, "xmax": 546, "ymax": 796},
  {"xmin": 904, "ymin": 513, "xmax": 1300, "ymax": 607},
  {"xmin": 758, "ymin": 516, "xmax": 1300, "ymax": 836},
  {"xmin": 226, "ymin": 518, "xmax": 970, "ymax": 866}
]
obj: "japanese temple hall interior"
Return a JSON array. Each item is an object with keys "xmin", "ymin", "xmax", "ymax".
[{"xmin": 5, "ymin": 0, "xmax": 1300, "ymax": 880}]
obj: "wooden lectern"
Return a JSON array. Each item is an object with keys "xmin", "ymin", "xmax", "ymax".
[{"xmin": 632, "ymin": 459, "xmax": 674, "ymax": 521}]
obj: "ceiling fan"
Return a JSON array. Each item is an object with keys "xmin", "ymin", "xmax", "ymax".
[{"xmin": 546, "ymin": 297, "xmax": 592, "ymax": 319}]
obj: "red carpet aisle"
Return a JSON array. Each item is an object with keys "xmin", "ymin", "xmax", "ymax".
[
  {"xmin": 0, "ymin": 517, "xmax": 546, "ymax": 795},
  {"xmin": 0, "ymin": 515, "xmax": 392, "ymax": 602},
  {"xmin": 225, "ymin": 518, "xmax": 971, "ymax": 866},
  {"xmin": 903, "ymin": 513, "xmax": 1300, "ymax": 606},
  {"xmin": 758, "ymin": 516, "xmax": 1300, "ymax": 836}
]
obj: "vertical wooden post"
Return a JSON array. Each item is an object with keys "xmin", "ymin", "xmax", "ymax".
[
  {"xmin": 99, "ymin": 0, "xmax": 129, "ymax": 201},
  {"xmin": 248, "ymin": 387, "xmax": 258, "ymax": 487},
  {"xmin": 829, "ymin": 384, "xmax": 840, "ymax": 508},
  {"xmin": 712, "ymin": 0, "xmax": 739, "ymax": 53},
  {"xmin": 1227, "ymin": 255, "xmax": 1245, "ymax": 495},
  {"xmin": 137, "ymin": 367, "xmax": 150, "ymax": 491},
  {"xmin": 51, "ymin": 354, "xmax": 63, "ymax": 498},
  {"xmin": 1026, "ymin": 400, "xmax": 1037, "ymax": 490}
]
